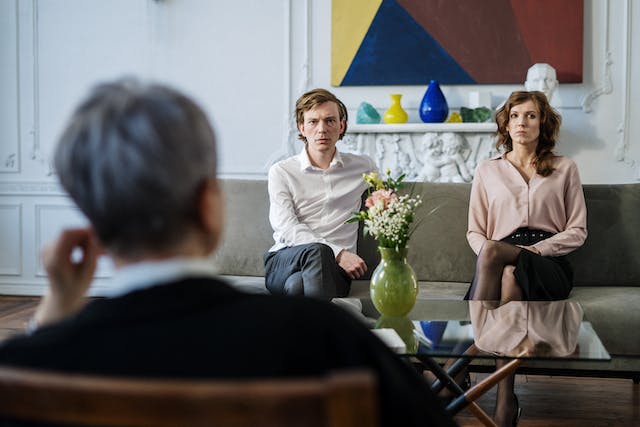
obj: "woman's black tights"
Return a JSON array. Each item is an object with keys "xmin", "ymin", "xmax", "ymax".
[
  {"xmin": 469, "ymin": 240, "xmax": 524, "ymax": 426},
  {"xmin": 468, "ymin": 240, "xmax": 525, "ymax": 303}
]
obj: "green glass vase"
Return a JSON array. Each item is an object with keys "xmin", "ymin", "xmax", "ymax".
[
  {"xmin": 376, "ymin": 315, "xmax": 419, "ymax": 354},
  {"xmin": 370, "ymin": 247, "xmax": 418, "ymax": 316}
]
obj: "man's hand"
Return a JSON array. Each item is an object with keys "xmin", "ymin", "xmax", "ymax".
[
  {"xmin": 33, "ymin": 228, "xmax": 101, "ymax": 328},
  {"xmin": 336, "ymin": 250, "xmax": 367, "ymax": 280}
]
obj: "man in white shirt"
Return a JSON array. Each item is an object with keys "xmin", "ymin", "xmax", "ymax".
[{"xmin": 264, "ymin": 88, "xmax": 377, "ymax": 300}]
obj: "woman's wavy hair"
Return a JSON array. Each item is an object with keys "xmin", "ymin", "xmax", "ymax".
[{"xmin": 495, "ymin": 91, "xmax": 561, "ymax": 177}]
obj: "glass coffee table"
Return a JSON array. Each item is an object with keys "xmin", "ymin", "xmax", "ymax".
[{"xmin": 354, "ymin": 299, "xmax": 611, "ymax": 427}]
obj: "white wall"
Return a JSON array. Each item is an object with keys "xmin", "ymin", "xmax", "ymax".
[{"xmin": 0, "ymin": 0, "xmax": 638, "ymax": 294}]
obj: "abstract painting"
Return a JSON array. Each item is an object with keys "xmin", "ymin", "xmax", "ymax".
[{"xmin": 332, "ymin": 0, "xmax": 583, "ymax": 86}]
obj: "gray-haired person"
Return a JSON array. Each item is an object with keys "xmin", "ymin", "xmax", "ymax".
[{"xmin": 0, "ymin": 79, "xmax": 455, "ymax": 427}]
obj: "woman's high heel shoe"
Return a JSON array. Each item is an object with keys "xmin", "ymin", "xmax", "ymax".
[{"xmin": 512, "ymin": 393, "xmax": 522, "ymax": 426}]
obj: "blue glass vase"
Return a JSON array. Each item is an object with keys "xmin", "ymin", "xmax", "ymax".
[{"xmin": 419, "ymin": 80, "xmax": 449, "ymax": 123}]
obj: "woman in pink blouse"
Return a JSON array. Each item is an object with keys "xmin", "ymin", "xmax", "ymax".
[{"xmin": 466, "ymin": 91, "xmax": 587, "ymax": 426}]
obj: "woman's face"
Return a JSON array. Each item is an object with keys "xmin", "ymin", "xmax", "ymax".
[{"xmin": 506, "ymin": 100, "xmax": 541, "ymax": 148}]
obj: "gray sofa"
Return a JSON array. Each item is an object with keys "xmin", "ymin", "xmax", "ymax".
[{"xmin": 212, "ymin": 179, "xmax": 640, "ymax": 381}]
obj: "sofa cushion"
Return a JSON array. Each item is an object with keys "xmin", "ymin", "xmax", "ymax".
[
  {"xmin": 567, "ymin": 184, "xmax": 640, "ymax": 286},
  {"xmin": 220, "ymin": 275, "xmax": 268, "ymax": 294},
  {"xmin": 567, "ymin": 286, "xmax": 640, "ymax": 355},
  {"xmin": 213, "ymin": 179, "xmax": 640, "ymax": 288},
  {"xmin": 211, "ymin": 180, "xmax": 272, "ymax": 277}
]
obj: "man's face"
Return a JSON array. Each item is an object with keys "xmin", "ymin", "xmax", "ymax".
[{"xmin": 298, "ymin": 101, "xmax": 345, "ymax": 156}]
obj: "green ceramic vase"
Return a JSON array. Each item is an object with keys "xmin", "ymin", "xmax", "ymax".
[
  {"xmin": 370, "ymin": 247, "xmax": 418, "ymax": 316},
  {"xmin": 375, "ymin": 315, "xmax": 419, "ymax": 354}
]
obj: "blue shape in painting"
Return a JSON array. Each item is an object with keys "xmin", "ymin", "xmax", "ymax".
[{"xmin": 341, "ymin": 0, "xmax": 474, "ymax": 86}]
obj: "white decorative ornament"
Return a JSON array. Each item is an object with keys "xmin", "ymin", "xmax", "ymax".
[{"xmin": 524, "ymin": 63, "xmax": 559, "ymax": 102}]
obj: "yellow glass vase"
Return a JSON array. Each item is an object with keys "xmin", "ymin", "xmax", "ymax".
[{"xmin": 383, "ymin": 94, "xmax": 409, "ymax": 124}]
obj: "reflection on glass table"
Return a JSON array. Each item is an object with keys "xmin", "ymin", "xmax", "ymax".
[
  {"xmin": 360, "ymin": 299, "xmax": 610, "ymax": 362},
  {"xmin": 351, "ymin": 298, "xmax": 611, "ymax": 426}
]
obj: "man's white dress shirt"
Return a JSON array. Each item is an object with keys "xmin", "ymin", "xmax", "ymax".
[{"xmin": 267, "ymin": 148, "xmax": 376, "ymax": 257}]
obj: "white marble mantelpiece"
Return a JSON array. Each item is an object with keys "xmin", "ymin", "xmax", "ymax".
[{"xmin": 341, "ymin": 123, "xmax": 498, "ymax": 182}]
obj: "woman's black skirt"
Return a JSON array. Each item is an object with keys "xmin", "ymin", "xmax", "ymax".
[{"xmin": 467, "ymin": 228, "xmax": 573, "ymax": 301}]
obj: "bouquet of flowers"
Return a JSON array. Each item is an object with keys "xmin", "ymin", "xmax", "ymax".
[{"xmin": 348, "ymin": 170, "xmax": 422, "ymax": 250}]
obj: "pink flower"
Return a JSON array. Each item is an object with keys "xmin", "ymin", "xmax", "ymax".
[{"xmin": 365, "ymin": 189, "xmax": 397, "ymax": 209}]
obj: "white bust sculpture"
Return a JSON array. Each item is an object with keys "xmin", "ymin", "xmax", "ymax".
[{"xmin": 525, "ymin": 63, "xmax": 559, "ymax": 102}]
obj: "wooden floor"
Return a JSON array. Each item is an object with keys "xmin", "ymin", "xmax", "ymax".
[
  {"xmin": 456, "ymin": 373, "xmax": 639, "ymax": 426},
  {"xmin": 0, "ymin": 296, "xmax": 637, "ymax": 426}
]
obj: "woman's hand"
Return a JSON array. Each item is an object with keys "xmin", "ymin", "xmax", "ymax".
[{"xmin": 33, "ymin": 228, "xmax": 101, "ymax": 328}]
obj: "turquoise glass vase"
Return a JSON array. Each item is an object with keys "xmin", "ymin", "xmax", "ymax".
[
  {"xmin": 370, "ymin": 247, "xmax": 418, "ymax": 316},
  {"xmin": 419, "ymin": 80, "xmax": 449, "ymax": 123}
]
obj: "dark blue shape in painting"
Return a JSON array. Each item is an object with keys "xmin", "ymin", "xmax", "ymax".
[{"xmin": 341, "ymin": 0, "xmax": 474, "ymax": 86}]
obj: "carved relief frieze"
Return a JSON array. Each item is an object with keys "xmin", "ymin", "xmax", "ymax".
[{"xmin": 342, "ymin": 126, "xmax": 497, "ymax": 182}]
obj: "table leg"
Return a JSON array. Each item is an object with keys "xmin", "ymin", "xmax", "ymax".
[
  {"xmin": 422, "ymin": 348, "xmax": 528, "ymax": 426},
  {"xmin": 419, "ymin": 355, "xmax": 495, "ymax": 426},
  {"xmin": 431, "ymin": 344, "xmax": 478, "ymax": 394},
  {"xmin": 447, "ymin": 356, "xmax": 525, "ymax": 414}
]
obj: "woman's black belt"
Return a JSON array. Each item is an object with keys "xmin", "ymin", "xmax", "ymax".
[{"xmin": 507, "ymin": 228, "xmax": 554, "ymax": 240}]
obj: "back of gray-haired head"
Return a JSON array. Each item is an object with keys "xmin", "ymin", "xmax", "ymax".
[{"xmin": 54, "ymin": 79, "xmax": 217, "ymax": 257}]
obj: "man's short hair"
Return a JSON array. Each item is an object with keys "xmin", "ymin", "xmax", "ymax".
[
  {"xmin": 295, "ymin": 88, "xmax": 348, "ymax": 142},
  {"xmin": 54, "ymin": 78, "xmax": 218, "ymax": 257}
]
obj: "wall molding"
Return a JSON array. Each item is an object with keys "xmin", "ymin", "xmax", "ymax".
[
  {"xmin": 263, "ymin": 0, "xmax": 311, "ymax": 171},
  {"xmin": 0, "ymin": 281, "xmax": 111, "ymax": 297},
  {"xmin": 2, "ymin": 153, "xmax": 17, "ymax": 171},
  {"xmin": 31, "ymin": 0, "xmax": 41, "ymax": 166},
  {"xmin": 0, "ymin": 180, "xmax": 63, "ymax": 195},
  {"xmin": 0, "ymin": 282, "xmax": 47, "ymax": 296},
  {"xmin": 0, "ymin": 204, "xmax": 22, "ymax": 276},
  {"xmin": 14, "ymin": 0, "xmax": 21, "ymax": 173},
  {"xmin": 581, "ymin": 0, "xmax": 613, "ymax": 113},
  {"xmin": 0, "ymin": 0, "xmax": 21, "ymax": 174},
  {"xmin": 613, "ymin": 0, "xmax": 635, "ymax": 176},
  {"xmin": 21, "ymin": 0, "xmax": 52, "ymax": 176}
]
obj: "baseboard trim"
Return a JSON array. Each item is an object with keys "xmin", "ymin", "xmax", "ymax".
[{"xmin": 0, "ymin": 283, "xmax": 110, "ymax": 297}]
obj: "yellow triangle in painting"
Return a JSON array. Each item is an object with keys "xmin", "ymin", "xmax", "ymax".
[{"xmin": 331, "ymin": 0, "xmax": 382, "ymax": 86}]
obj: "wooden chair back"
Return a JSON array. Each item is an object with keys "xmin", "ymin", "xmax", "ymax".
[{"xmin": 0, "ymin": 366, "xmax": 379, "ymax": 427}]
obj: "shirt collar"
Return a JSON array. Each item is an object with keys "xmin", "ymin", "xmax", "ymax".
[
  {"xmin": 105, "ymin": 257, "xmax": 218, "ymax": 298},
  {"xmin": 298, "ymin": 147, "xmax": 344, "ymax": 171}
]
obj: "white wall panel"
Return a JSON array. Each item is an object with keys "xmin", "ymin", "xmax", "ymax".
[
  {"xmin": 0, "ymin": 204, "xmax": 22, "ymax": 275},
  {"xmin": 0, "ymin": 0, "xmax": 20, "ymax": 172},
  {"xmin": 34, "ymin": 204, "xmax": 113, "ymax": 279},
  {"xmin": 143, "ymin": 0, "xmax": 288, "ymax": 176},
  {"xmin": 32, "ymin": 0, "xmax": 149, "ymax": 178},
  {"xmin": 627, "ymin": 0, "xmax": 640, "ymax": 179}
]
